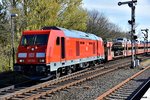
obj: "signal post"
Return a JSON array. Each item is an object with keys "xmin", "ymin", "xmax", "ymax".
[
  {"xmin": 141, "ymin": 29, "xmax": 149, "ymax": 55},
  {"xmin": 118, "ymin": 0, "xmax": 138, "ymax": 68}
]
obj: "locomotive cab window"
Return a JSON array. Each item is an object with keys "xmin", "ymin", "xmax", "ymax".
[
  {"xmin": 56, "ymin": 37, "xmax": 60, "ymax": 45},
  {"xmin": 21, "ymin": 34, "xmax": 49, "ymax": 46}
]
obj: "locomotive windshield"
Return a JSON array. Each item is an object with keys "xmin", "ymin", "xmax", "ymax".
[{"xmin": 21, "ymin": 34, "xmax": 49, "ymax": 46}]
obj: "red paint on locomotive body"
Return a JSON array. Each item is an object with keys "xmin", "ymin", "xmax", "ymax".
[
  {"xmin": 15, "ymin": 27, "xmax": 105, "ymax": 79},
  {"xmin": 17, "ymin": 30, "xmax": 51, "ymax": 65}
]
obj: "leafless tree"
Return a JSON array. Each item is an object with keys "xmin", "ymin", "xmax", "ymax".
[{"xmin": 86, "ymin": 10, "xmax": 127, "ymax": 41}]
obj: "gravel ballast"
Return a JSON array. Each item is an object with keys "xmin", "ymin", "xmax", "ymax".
[{"xmin": 41, "ymin": 61, "xmax": 150, "ymax": 100}]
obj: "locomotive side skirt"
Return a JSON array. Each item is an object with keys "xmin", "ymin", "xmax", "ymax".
[{"xmin": 48, "ymin": 56, "xmax": 104, "ymax": 71}]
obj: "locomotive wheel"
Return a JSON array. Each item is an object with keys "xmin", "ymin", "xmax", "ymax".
[
  {"xmin": 67, "ymin": 67, "xmax": 72, "ymax": 75},
  {"xmin": 71, "ymin": 65, "xmax": 76, "ymax": 72},
  {"xmin": 56, "ymin": 70, "xmax": 61, "ymax": 79}
]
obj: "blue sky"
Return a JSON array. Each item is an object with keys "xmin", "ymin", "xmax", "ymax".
[{"xmin": 82, "ymin": 0, "xmax": 150, "ymax": 41}]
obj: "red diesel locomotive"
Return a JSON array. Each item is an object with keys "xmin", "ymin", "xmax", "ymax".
[{"xmin": 14, "ymin": 26, "xmax": 105, "ymax": 80}]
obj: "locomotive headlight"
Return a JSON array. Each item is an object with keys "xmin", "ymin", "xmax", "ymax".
[
  {"xmin": 19, "ymin": 59, "xmax": 24, "ymax": 63},
  {"xmin": 36, "ymin": 66, "xmax": 46, "ymax": 72},
  {"xmin": 39, "ymin": 59, "xmax": 45, "ymax": 63}
]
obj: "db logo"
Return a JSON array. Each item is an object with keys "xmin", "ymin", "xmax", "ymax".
[{"xmin": 29, "ymin": 53, "xmax": 34, "ymax": 58}]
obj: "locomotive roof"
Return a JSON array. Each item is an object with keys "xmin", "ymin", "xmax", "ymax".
[
  {"xmin": 57, "ymin": 27, "xmax": 102, "ymax": 41},
  {"xmin": 41, "ymin": 26, "xmax": 102, "ymax": 41},
  {"xmin": 25, "ymin": 26, "xmax": 102, "ymax": 41}
]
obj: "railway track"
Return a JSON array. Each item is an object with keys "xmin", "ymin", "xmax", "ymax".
[
  {"xmin": 0, "ymin": 80, "xmax": 37, "ymax": 96},
  {"xmin": 0, "ymin": 63, "xmax": 104, "ymax": 97},
  {"xmin": 96, "ymin": 65, "xmax": 150, "ymax": 100},
  {"xmin": 0, "ymin": 57, "xmax": 130, "ymax": 91},
  {"xmin": 130, "ymin": 78, "xmax": 150, "ymax": 100},
  {"xmin": 0, "ymin": 59, "xmax": 131, "ymax": 100},
  {"xmin": 0, "ymin": 55, "xmax": 149, "ymax": 100}
]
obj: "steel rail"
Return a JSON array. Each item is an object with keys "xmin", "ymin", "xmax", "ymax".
[
  {"xmin": 0, "ymin": 56, "xmax": 149, "ymax": 100},
  {"xmin": 0, "ymin": 64, "xmax": 101, "ymax": 97},
  {"xmin": 24, "ymin": 63, "xmax": 130, "ymax": 100},
  {"xmin": 0, "ymin": 61, "xmax": 130, "ymax": 100},
  {"xmin": 129, "ymin": 77, "xmax": 150, "ymax": 100},
  {"xmin": 96, "ymin": 65, "xmax": 150, "ymax": 100},
  {"xmin": 0, "ymin": 85, "xmax": 14, "ymax": 93}
]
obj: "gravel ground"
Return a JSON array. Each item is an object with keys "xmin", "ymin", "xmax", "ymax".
[
  {"xmin": 40, "ymin": 59, "xmax": 150, "ymax": 100},
  {"xmin": 103, "ymin": 66, "xmax": 150, "ymax": 100}
]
